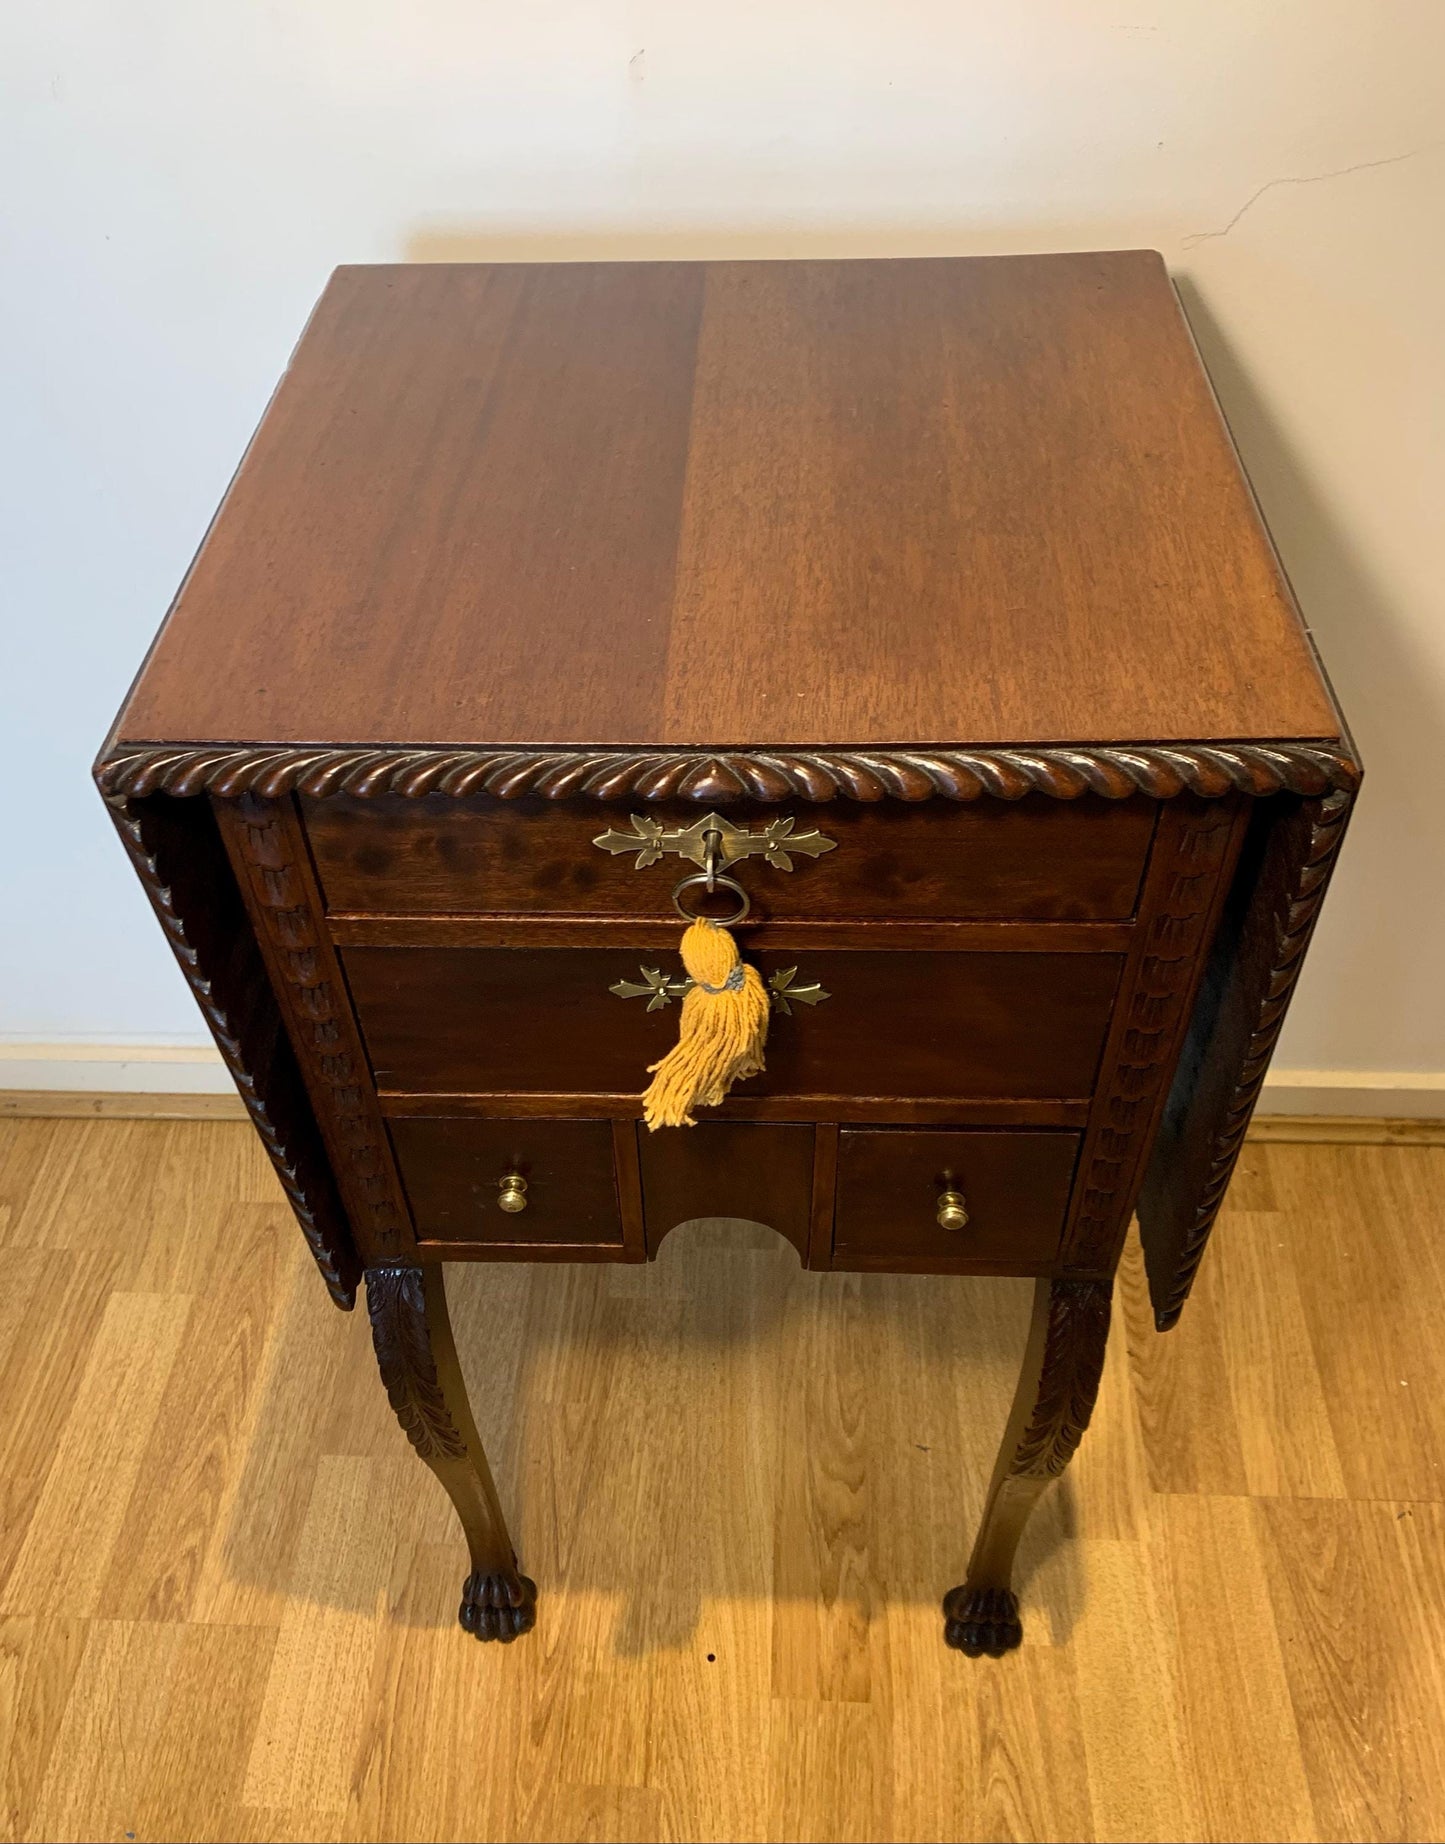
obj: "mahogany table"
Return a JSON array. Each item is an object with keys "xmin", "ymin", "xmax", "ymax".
[{"xmin": 96, "ymin": 252, "xmax": 1357, "ymax": 1655}]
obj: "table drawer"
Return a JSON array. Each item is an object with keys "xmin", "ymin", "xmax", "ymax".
[
  {"xmin": 346, "ymin": 946, "xmax": 1121, "ymax": 1104},
  {"xmin": 303, "ymin": 793, "xmax": 1157, "ymax": 922},
  {"xmin": 832, "ymin": 1128, "xmax": 1080, "ymax": 1271},
  {"xmin": 389, "ymin": 1117, "xmax": 627, "ymax": 1255}
]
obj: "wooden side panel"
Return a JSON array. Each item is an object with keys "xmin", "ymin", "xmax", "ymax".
[
  {"xmin": 1138, "ymin": 788, "xmax": 1356, "ymax": 1328},
  {"xmin": 1060, "ymin": 795, "xmax": 1249, "ymax": 1273},
  {"xmin": 214, "ymin": 793, "xmax": 415, "ymax": 1267},
  {"xmin": 102, "ymin": 794, "xmax": 360, "ymax": 1306}
]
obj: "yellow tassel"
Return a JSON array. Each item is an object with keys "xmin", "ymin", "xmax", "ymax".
[{"xmin": 641, "ymin": 918, "xmax": 770, "ymax": 1129}]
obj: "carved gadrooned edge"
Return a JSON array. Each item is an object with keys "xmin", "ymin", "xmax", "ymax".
[
  {"xmin": 1011, "ymin": 1279, "xmax": 1113, "ymax": 1480},
  {"xmin": 107, "ymin": 799, "xmax": 358, "ymax": 1309},
  {"xmin": 95, "ymin": 742, "xmax": 1360, "ymax": 806},
  {"xmin": 224, "ymin": 794, "xmax": 409, "ymax": 1258},
  {"xmin": 1155, "ymin": 788, "xmax": 1354, "ymax": 1328},
  {"xmin": 366, "ymin": 1266, "xmax": 469, "ymax": 1462},
  {"xmin": 1068, "ymin": 803, "xmax": 1243, "ymax": 1269}
]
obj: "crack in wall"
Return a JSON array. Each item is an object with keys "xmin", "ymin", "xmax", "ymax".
[{"xmin": 1182, "ymin": 142, "xmax": 1443, "ymax": 249}]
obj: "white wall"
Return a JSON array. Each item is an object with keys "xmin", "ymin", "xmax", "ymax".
[{"xmin": 3, "ymin": 1, "xmax": 1443, "ymax": 1094}]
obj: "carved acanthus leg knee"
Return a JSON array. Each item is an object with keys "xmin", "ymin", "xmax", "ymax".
[
  {"xmin": 366, "ymin": 1262, "xmax": 536, "ymax": 1642},
  {"xmin": 944, "ymin": 1276, "xmax": 1111, "ymax": 1657}
]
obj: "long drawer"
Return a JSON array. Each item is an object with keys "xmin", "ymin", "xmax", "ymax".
[
  {"xmin": 303, "ymin": 793, "xmax": 1157, "ymax": 922},
  {"xmin": 344, "ymin": 945, "xmax": 1121, "ymax": 1104}
]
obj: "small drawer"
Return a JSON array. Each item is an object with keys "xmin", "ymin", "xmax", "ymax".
[
  {"xmin": 345, "ymin": 946, "xmax": 1121, "ymax": 1105},
  {"xmin": 831, "ymin": 1128, "xmax": 1080, "ymax": 1272},
  {"xmin": 388, "ymin": 1117, "xmax": 627, "ymax": 1256},
  {"xmin": 302, "ymin": 793, "xmax": 1157, "ymax": 922}
]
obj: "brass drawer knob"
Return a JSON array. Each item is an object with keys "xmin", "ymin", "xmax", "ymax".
[
  {"xmin": 497, "ymin": 1174, "xmax": 529, "ymax": 1215},
  {"xmin": 936, "ymin": 1188, "xmax": 970, "ymax": 1232}
]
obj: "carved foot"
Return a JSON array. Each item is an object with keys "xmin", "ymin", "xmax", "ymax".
[
  {"xmin": 943, "ymin": 1585, "xmax": 1023, "ymax": 1657},
  {"xmin": 460, "ymin": 1568, "xmax": 538, "ymax": 1642}
]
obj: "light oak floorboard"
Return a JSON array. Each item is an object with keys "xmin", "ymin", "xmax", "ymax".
[{"xmin": 0, "ymin": 1122, "xmax": 1441, "ymax": 1842}]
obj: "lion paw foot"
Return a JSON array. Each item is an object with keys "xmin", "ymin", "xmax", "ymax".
[
  {"xmin": 459, "ymin": 1569, "xmax": 537, "ymax": 1642},
  {"xmin": 942, "ymin": 1585, "xmax": 1022, "ymax": 1657}
]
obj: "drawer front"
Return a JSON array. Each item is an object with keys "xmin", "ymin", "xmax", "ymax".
[
  {"xmin": 346, "ymin": 946, "xmax": 1121, "ymax": 1103},
  {"xmin": 388, "ymin": 1117, "xmax": 625, "ymax": 1254},
  {"xmin": 637, "ymin": 1121, "xmax": 816, "ymax": 1260},
  {"xmin": 832, "ymin": 1128, "xmax": 1080, "ymax": 1271},
  {"xmin": 303, "ymin": 793, "xmax": 1156, "ymax": 922}
]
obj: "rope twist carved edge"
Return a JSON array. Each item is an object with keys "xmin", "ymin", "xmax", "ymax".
[
  {"xmin": 108, "ymin": 800, "xmax": 357, "ymax": 1307},
  {"xmin": 97, "ymin": 742, "xmax": 1360, "ymax": 806},
  {"xmin": 1155, "ymin": 787, "xmax": 1354, "ymax": 1328}
]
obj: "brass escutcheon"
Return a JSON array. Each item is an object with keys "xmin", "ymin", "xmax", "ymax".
[
  {"xmin": 592, "ymin": 811, "xmax": 836, "ymax": 872},
  {"xmin": 609, "ymin": 965, "xmax": 829, "ymax": 1014}
]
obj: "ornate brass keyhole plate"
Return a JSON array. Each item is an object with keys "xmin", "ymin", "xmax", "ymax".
[
  {"xmin": 591, "ymin": 811, "xmax": 836, "ymax": 872},
  {"xmin": 609, "ymin": 965, "xmax": 829, "ymax": 1013}
]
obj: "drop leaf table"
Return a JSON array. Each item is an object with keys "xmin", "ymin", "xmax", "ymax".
[{"xmin": 97, "ymin": 253, "xmax": 1357, "ymax": 1654}]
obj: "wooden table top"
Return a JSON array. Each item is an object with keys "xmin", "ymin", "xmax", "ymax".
[{"xmin": 116, "ymin": 252, "xmax": 1341, "ymax": 753}]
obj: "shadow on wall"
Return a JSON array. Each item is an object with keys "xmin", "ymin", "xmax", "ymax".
[
  {"xmin": 402, "ymin": 218, "xmax": 1174, "ymax": 267},
  {"xmin": 1175, "ymin": 275, "xmax": 1437, "ymax": 1057},
  {"xmin": 397, "ymin": 223, "xmax": 1433, "ymax": 1067}
]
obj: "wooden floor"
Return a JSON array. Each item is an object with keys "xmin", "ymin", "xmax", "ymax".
[{"xmin": 1, "ymin": 1121, "xmax": 1442, "ymax": 1843}]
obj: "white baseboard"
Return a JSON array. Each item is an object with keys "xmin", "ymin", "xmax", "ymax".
[
  {"xmin": 1, "ymin": 1042, "xmax": 1443, "ymax": 1120},
  {"xmin": 1256, "ymin": 1069, "xmax": 1445, "ymax": 1118},
  {"xmin": 0, "ymin": 1042, "xmax": 238, "ymax": 1095}
]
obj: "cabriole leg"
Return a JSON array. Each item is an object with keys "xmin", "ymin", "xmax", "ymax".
[
  {"xmin": 944, "ymin": 1276, "xmax": 1111, "ymax": 1656},
  {"xmin": 366, "ymin": 1262, "xmax": 536, "ymax": 1642}
]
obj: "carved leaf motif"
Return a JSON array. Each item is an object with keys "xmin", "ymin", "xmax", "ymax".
[
  {"xmin": 366, "ymin": 1266, "xmax": 469, "ymax": 1462},
  {"xmin": 1013, "ymin": 1280, "xmax": 1112, "ymax": 1479},
  {"xmin": 1068, "ymin": 804, "xmax": 1239, "ymax": 1269},
  {"xmin": 224, "ymin": 794, "xmax": 407, "ymax": 1255}
]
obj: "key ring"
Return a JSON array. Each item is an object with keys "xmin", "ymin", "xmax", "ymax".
[{"xmin": 671, "ymin": 871, "xmax": 751, "ymax": 926}]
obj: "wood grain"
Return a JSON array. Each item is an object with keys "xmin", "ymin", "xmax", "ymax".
[
  {"xmin": 113, "ymin": 255, "xmax": 1342, "ymax": 753},
  {"xmin": 7, "ymin": 1091, "xmax": 1437, "ymax": 1144},
  {"xmin": 832, "ymin": 1127, "xmax": 1081, "ymax": 1271},
  {"xmin": 388, "ymin": 1118, "xmax": 626, "ymax": 1253},
  {"xmin": 5, "ymin": 1118, "xmax": 1444, "ymax": 1841},
  {"xmin": 216, "ymin": 793, "xmax": 416, "ymax": 1269},
  {"xmin": 302, "ymin": 793, "xmax": 1158, "ymax": 923},
  {"xmin": 637, "ymin": 1121, "xmax": 816, "ymax": 1262},
  {"xmin": 342, "ymin": 944, "xmax": 1121, "ymax": 1103}
]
